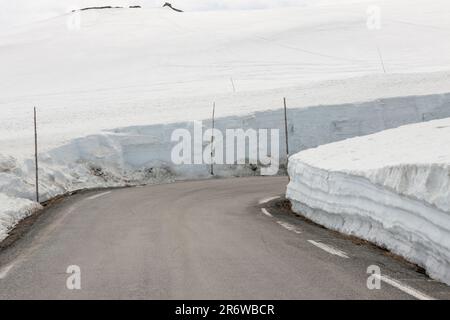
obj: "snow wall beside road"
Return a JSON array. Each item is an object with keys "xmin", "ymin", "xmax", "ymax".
[
  {"xmin": 1, "ymin": 92, "xmax": 450, "ymax": 243},
  {"xmin": 286, "ymin": 118, "xmax": 450, "ymax": 285}
]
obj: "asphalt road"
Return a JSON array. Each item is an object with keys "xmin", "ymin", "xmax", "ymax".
[{"xmin": 0, "ymin": 177, "xmax": 449, "ymax": 299}]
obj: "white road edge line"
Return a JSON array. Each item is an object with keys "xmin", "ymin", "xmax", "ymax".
[
  {"xmin": 375, "ymin": 274, "xmax": 436, "ymax": 300},
  {"xmin": 277, "ymin": 221, "xmax": 302, "ymax": 234},
  {"xmin": 261, "ymin": 208, "xmax": 273, "ymax": 217},
  {"xmin": 258, "ymin": 196, "xmax": 280, "ymax": 205},
  {"xmin": 308, "ymin": 240, "xmax": 349, "ymax": 258},
  {"xmin": 87, "ymin": 191, "xmax": 111, "ymax": 200},
  {"xmin": 0, "ymin": 263, "xmax": 15, "ymax": 279}
]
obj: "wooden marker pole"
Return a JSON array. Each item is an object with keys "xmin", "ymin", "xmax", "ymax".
[
  {"xmin": 211, "ymin": 102, "xmax": 216, "ymax": 175},
  {"xmin": 283, "ymin": 98, "xmax": 289, "ymax": 158},
  {"xmin": 34, "ymin": 107, "xmax": 40, "ymax": 203}
]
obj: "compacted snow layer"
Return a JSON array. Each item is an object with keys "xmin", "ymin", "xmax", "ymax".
[{"xmin": 286, "ymin": 118, "xmax": 450, "ymax": 285}]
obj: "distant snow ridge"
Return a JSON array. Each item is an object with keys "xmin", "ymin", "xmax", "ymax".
[
  {"xmin": 0, "ymin": 0, "xmax": 311, "ymax": 28},
  {"xmin": 286, "ymin": 118, "xmax": 450, "ymax": 285}
]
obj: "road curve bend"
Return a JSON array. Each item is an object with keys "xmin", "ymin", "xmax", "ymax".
[{"xmin": 0, "ymin": 177, "xmax": 448, "ymax": 299}]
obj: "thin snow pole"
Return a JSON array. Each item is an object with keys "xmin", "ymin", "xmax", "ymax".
[
  {"xmin": 376, "ymin": 44, "xmax": 386, "ymax": 74},
  {"xmin": 34, "ymin": 107, "xmax": 40, "ymax": 203},
  {"xmin": 210, "ymin": 102, "xmax": 216, "ymax": 176},
  {"xmin": 283, "ymin": 98, "xmax": 289, "ymax": 158},
  {"xmin": 230, "ymin": 77, "xmax": 236, "ymax": 93}
]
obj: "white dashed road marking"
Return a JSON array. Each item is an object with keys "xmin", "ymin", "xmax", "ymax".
[
  {"xmin": 376, "ymin": 274, "xmax": 436, "ymax": 300},
  {"xmin": 261, "ymin": 208, "xmax": 273, "ymax": 217},
  {"xmin": 259, "ymin": 199, "xmax": 434, "ymax": 300},
  {"xmin": 277, "ymin": 221, "xmax": 302, "ymax": 234},
  {"xmin": 308, "ymin": 240, "xmax": 349, "ymax": 258},
  {"xmin": 87, "ymin": 191, "xmax": 111, "ymax": 200},
  {"xmin": 258, "ymin": 196, "xmax": 280, "ymax": 205}
]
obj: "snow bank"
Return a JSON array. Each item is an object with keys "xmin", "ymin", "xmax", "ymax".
[
  {"xmin": 2, "ymin": 92, "xmax": 450, "ymax": 242},
  {"xmin": 0, "ymin": 194, "xmax": 41, "ymax": 242},
  {"xmin": 286, "ymin": 118, "xmax": 450, "ymax": 285}
]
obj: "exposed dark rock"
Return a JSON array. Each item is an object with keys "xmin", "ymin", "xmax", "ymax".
[{"xmin": 163, "ymin": 2, "xmax": 183, "ymax": 12}]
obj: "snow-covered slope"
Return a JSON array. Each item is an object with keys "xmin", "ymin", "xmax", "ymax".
[
  {"xmin": 1, "ymin": 0, "xmax": 450, "ymax": 159},
  {"xmin": 286, "ymin": 118, "xmax": 450, "ymax": 285}
]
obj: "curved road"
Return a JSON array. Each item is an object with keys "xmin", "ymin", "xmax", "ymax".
[{"xmin": 0, "ymin": 177, "xmax": 449, "ymax": 299}]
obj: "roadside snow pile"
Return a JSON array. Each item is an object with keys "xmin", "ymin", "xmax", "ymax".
[
  {"xmin": 0, "ymin": 156, "xmax": 39, "ymax": 241},
  {"xmin": 0, "ymin": 194, "xmax": 41, "ymax": 242},
  {"xmin": 286, "ymin": 118, "xmax": 450, "ymax": 285}
]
